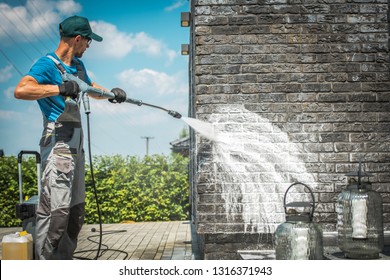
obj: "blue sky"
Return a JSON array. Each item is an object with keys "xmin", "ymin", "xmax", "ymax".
[{"xmin": 0, "ymin": 0, "xmax": 190, "ymax": 157}]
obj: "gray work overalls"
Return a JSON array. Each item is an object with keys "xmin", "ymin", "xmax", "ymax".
[{"xmin": 35, "ymin": 56, "xmax": 86, "ymax": 260}]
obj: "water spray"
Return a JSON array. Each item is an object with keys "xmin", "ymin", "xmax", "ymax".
[{"xmin": 62, "ymin": 72, "xmax": 182, "ymax": 119}]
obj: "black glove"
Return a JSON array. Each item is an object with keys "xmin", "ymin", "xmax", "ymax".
[
  {"xmin": 109, "ymin": 88, "xmax": 127, "ymax": 103},
  {"xmin": 58, "ymin": 80, "xmax": 80, "ymax": 99}
]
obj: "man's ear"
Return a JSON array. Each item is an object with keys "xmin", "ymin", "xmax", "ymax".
[{"xmin": 74, "ymin": 35, "xmax": 82, "ymax": 43}]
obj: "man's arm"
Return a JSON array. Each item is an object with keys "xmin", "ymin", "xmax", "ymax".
[
  {"xmin": 88, "ymin": 82, "xmax": 109, "ymax": 100},
  {"xmin": 88, "ymin": 82, "xmax": 126, "ymax": 103},
  {"xmin": 14, "ymin": 75, "xmax": 60, "ymax": 100}
]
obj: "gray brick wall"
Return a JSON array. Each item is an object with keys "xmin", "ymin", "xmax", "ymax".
[{"xmin": 188, "ymin": 0, "xmax": 390, "ymax": 259}]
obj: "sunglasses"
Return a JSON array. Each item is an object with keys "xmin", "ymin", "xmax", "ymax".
[{"xmin": 84, "ymin": 37, "xmax": 92, "ymax": 46}]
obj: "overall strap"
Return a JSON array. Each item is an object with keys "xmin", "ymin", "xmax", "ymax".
[
  {"xmin": 46, "ymin": 55, "xmax": 84, "ymax": 117},
  {"xmin": 47, "ymin": 55, "xmax": 66, "ymax": 74},
  {"xmin": 73, "ymin": 59, "xmax": 86, "ymax": 82},
  {"xmin": 47, "ymin": 55, "xmax": 87, "ymax": 82}
]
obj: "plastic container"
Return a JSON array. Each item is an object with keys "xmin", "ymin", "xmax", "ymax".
[{"xmin": 2, "ymin": 231, "xmax": 33, "ymax": 260}]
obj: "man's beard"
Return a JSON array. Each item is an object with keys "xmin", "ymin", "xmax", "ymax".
[{"xmin": 75, "ymin": 51, "xmax": 84, "ymax": 58}]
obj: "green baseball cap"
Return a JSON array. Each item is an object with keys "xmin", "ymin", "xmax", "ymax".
[{"xmin": 59, "ymin": 15, "xmax": 103, "ymax": 42}]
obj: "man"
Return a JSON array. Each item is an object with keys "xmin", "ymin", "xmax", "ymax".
[{"xmin": 14, "ymin": 15, "xmax": 126, "ymax": 260}]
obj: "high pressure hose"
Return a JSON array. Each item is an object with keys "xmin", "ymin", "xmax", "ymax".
[
  {"xmin": 73, "ymin": 93, "xmax": 128, "ymax": 260},
  {"xmin": 81, "ymin": 92, "xmax": 103, "ymax": 260}
]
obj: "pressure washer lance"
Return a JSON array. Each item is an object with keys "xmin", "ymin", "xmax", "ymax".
[{"xmin": 62, "ymin": 72, "xmax": 182, "ymax": 119}]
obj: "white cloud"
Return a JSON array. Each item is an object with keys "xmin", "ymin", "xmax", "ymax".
[
  {"xmin": 86, "ymin": 98, "xmax": 170, "ymax": 128},
  {"xmin": 117, "ymin": 68, "xmax": 187, "ymax": 97},
  {"xmin": 85, "ymin": 69, "xmax": 188, "ymax": 121},
  {"xmin": 0, "ymin": 0, "xmax": 81, "ymax": 43},
  {"xmin": 88, "ymin": 21, "xmax": 133, "ymax": 58},
  {"xmin": 133, "ymin": 32, "xmax": 164, "ymax": 56},
  {"xmin": 0, "ymin": 65, "xmax": 13, "ymax": 83},
  {"xmin": 0, "ymin": 110, "xmax": 22, "ymax": 120},
  {"xmin": 88, "ymin": 98, "xmax": 132, "ymax": 114},
  {"xmin": 88, "ymin": 21, "xmax": 175, "ymax": 62},
  {"xmin": 3, "ymin": 86, "xmax": 15, "ymax": 99},
  {"xmin": 166, "ymin": 49, "xmax": 178, "ymax": 65},
  {"xmin": 0, "ymin": 1, "xmax": 176, "ymax": 63},
  {"xmin": 164, "ymin": 0, "xmax": 187, "ymax": 12},
  {"xmin": 54, "ymin": 0, "xmax": 82, "ymax": 14}
]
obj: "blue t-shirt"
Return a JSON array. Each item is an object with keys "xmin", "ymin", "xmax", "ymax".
[{"xmin": 27, "ymin": 52, "xmax": 92, "ymax": 122}]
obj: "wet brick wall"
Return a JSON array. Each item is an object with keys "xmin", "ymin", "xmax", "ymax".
[{"xmin": 188, "ymin": 0, "xmax": 390, "ymax": 259}]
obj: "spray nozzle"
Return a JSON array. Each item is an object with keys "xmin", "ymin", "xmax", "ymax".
[{"xmin": 168, "ymin": 110, "xmax": 182, "ymax": 119}]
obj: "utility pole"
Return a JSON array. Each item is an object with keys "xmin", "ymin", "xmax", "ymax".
[{"xmin": 141, "ymin": 136, "xmax": 154, "ymax": 156}]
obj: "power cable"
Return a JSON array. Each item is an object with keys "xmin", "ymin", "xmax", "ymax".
[
  {"xmin": 0, "ymin": 25, "xmax": 37, "ymax": 64},
  {"xmin": 26, "ymin": 0, "xmax": 59, "ymax": 36},
  {"xmin": 17, "ymin": 0, "xmax": 58, "ymax": 47},
  {"xmin": 0, "ymin": 6, "xmax": 52, "ymax": 53},
  {"xmin": 0, "ymin": 48, "xmax": 23, "ymax": 76}
]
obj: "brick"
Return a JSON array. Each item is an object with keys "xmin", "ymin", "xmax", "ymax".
[{"xmin": 332, "ymin": 82, "xmax": 362, "ymax": 92}]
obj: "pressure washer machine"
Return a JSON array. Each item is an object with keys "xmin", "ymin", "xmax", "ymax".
[{"xmin": 15, "ymin": 150, "xmax": 41, "ymax": 241}]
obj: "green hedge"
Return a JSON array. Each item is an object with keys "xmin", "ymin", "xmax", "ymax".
[{"xmin": 0, "ymin": 153, "xmax": 190, "ymax": 227}]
